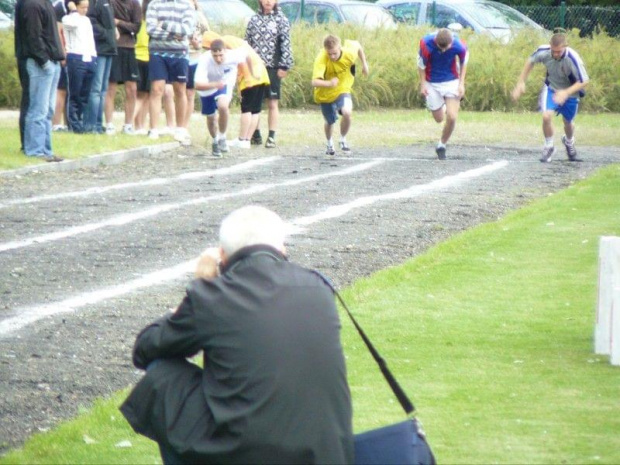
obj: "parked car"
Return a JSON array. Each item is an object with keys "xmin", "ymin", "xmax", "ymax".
[
  {"xmin": 279, "ymin": 0, "xmax": 398, "ymax": 29},
  {"xmin": 0, "ymin": 10, "xmax": 12, "ymax": 30},
  {"xmin": 376, "ymin": 0, "xmax": 544, "ymax": 40},
  {"xmin": 197, "ymin": 0, "xmax": 254, "ymax": 28},
  {"xmin": 0, "ymin": 0, "xmax": 14, "ymax": 19}
]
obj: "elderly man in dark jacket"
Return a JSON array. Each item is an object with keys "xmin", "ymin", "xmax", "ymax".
[{"xmin": 121, "ymin": 205, "xmax": 354, "ymax": 464}]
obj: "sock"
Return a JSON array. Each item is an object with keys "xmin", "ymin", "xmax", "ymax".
[
  {"xmin": 565, "ymin": 136, "xmax": 575, "ymax": 145},
  {"xmin": 327, "ymin": 138, "xmax": 334, "ymax": 147},
  {"xmin": 268, "ymin": 130, "xmax": 276, "ymax": 139},
  {"xmin": 437, "ymin": 141, "xmax": 446, "ymax": 149},
  {"xmin": 252, "ymin": 129, "xmax": 261, "ymax": 139},
  {"xmin": 217, "ymin": 132, "xmax": 226, "ymax": 140},
  {"xmin": 340, "ymin": 136, "xmax": 347, "ymax": 144},
  {"xmin": 544, "ymin": 137, "xmax": 554, "ymax": 147}
]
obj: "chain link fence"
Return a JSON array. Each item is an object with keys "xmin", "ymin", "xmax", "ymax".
[{"xmin": 514, "ymin": 3, "xmax": 620, "ymax": 38}]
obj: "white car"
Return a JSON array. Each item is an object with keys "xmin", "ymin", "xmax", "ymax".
[
  {"xmin": 280, "ymin": 0, "xmax": 398, "ymax": 29},
  {"xmin": 376, "ymin": 0, "xmax": 544, "ymax": 40},
  {"xmin": 0, "ymin": 10, "xmax": 12, "ymax": 30},
  {"xmin": 197, "ymin": 0, "xmax": 255, "ymax": 27}
]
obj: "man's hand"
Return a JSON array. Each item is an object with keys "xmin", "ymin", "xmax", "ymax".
[
  {"xmin": 552, "ymin": 89, "xmax": 569, "ymax": 106},
  {"xmin": 277, "ymin": 69, "xmax": 288, "ymax": 79},
  {"xmin": 511, "ymin": 81, "xmax": 525, "ymax": 101},
  {"xmin": 420, "ymin": 81, "xmax": 429, "ymax": 97},
  {"xmin": 458, "ymin": 83, "xmax": 465, "ymax": 99},
  {"xmin": 195, "ymin": 247, "xmax": 221, "ymax": 280},
  {"xmin": 329, "ymin": 77, "xmax": 339, "ymax": 87}
]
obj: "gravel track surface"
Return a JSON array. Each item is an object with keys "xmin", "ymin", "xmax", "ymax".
[{"xmin": 1, "ymin": 142, "xmax": 619, "ymax": 455}]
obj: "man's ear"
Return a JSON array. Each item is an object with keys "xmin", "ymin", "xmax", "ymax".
[
  {"xmin": 281, "ymin": 245, "xmax": 287, "ymax": 257},
  {"xmin": 219, "ymin": 247, "xmax": 228, "ymax": 266}
]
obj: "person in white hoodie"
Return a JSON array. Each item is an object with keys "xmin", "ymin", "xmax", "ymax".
[{"xmin": 62, "ymin": 0, "xmax": 98, "ymax": 133}]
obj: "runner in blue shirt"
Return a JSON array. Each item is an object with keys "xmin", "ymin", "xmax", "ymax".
[{"xmin": 418, "ymin": 28, "xmax": 469, "ymax": 160}]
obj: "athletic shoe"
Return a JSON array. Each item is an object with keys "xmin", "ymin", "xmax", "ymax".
[
  {"xmin": 105, "ymin": 124, "xmax": 116, "ymax": 136},
  {"xmin": 212, "ymin": 141, "xmax": 222, "ymax": 157},
  {"xmin": 562, "ymin": 136, "xmax": 582, "ymax": 162},
  {"xmin": 122, "ymin": 124, "xmax": 135, "ymax": 135},
  {"xmin": 265, "ymin": 136, "xmax": 276, "ymax": 148},
  {"xmin": 250, "ymin": 134, "xmax": 263, "ymax": 145},
  {"xmin": 540, "ymin": 146, "xmax": 555, "ymax": 163},
  {"xmin": 52, "ymin": 125, "xmax": 68, "ymax": 132},
  {"xmin": 159, "ymin": 126, "xmax": 174, "ymax": 136},
  {"xmin": 218, "ymin": 137, "xmax": 229, "ymax": 152},
  {"xmin": 326, "ymin": 144, "xmax": 335, "ymax": 156},
  {"xmin": 339, "ymin": 141, "xmax": 351, "ymax": 153},
  {"xmin": 147, "ymin": 129, "xmax": 159, "ymax": 140},
  {"xmin": 236, "ymin": 139, "xmax": 251, "ymax": 149},
  {"xmin": 45, "ymin": 155, "xmax": 64, "ymax": 162},
  {"xmin": 435, "ymin": 146, "xmax": 447, "ymax": 160},
  {"xmin": 174, "ymin": 128, "xmax": 192, "ymax": 146},
  {"xmin": 134, "ymin": 128, "xmax": 149, "ymax": 136}
]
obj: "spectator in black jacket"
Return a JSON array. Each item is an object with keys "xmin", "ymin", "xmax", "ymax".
[
  {"xmin": 13, "ymin": 0, "xmax": 29, "ymax": 152},
  {"xmin": 18, "ymin": 0, "xmax": 66, "ymax": 161},
  {"xmin": 121, "ymin": 205, "xmax": 353, "ymax": 465},
  {"xmin": 84, "ymin": 0, "xmax": 117, "ymax": 133}
]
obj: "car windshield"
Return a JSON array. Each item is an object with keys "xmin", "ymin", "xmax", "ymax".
[
  {"xmin": 458, "ymin": 1, "xmax": 539, "ymax": 29},
  {"xmin": 340, "ymin": 4, "xmax": 396, "ymax": 28}
]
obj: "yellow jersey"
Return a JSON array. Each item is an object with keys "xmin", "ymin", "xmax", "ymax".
[
  {"xmin": 312, "ymin": 40, "xmax": 361, "ymax": 104},
  {"xmin": 221, "ymin": 35, "xmax": 270, "ymax": 92}
]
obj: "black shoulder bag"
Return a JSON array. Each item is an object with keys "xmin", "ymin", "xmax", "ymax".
[{"xmin": 324, "ymin": 277, "xmax": 437, "ymax": 465}]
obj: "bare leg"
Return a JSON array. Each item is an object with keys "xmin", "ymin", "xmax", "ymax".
[
  {"xmin": 105, "ymin": 82, "xmax": 117, "ymax": 127},
  {"xmin": 149, "ymin": 79, "xmax": 165, "ymax": 131},
  {"xmin": 124, "ymin": 81, "xmax": 137, "ymax": 126},
  {"xmin": 542, "ymin": 110, "xmax": 555, "ymax": 139},
  {"xmin": 267, "ymin": 98, "xmax": 278, "ymax": 132},
  {"xmin": 339, "ymin": 108, "xmax": 352, "ymax": 138},
  {"xmin": 172, "ymin": 82, "xmax": 187, "ymax": 129},
  {"xmin": 184, "ymin": 88, "xmax": 196, "ymax": 129},
  {"xmin": 440, "ymin": 97, "xmax": 461, "ymax": 145},
  {"xmin": 163, "ymin": 83, "xmax": 175, "ymax": 130}
]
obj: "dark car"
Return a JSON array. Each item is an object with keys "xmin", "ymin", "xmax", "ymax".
[
  {"xmin": 280, "ymin": 0, "xmax": 397, "ymax": 29},
  {"xmin": 377, "ymin": 0, "xmax": 544, "ymax": 40}
]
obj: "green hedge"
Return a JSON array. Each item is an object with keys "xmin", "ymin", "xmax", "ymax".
[{"xmin": 1, "ymin": 25, "xmax": 618, "ymax": 112}]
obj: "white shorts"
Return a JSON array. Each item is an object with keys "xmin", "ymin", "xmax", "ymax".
[{"xmin": 426, "ymin": 79, "xmax": 460, "ymax": 111}]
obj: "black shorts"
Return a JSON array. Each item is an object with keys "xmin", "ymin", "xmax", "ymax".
[
  {"xmin": 241, "ymin": 85, "xmax": 268, "ymax": 114},
  {"xmin": 109, "ymin": 47, "xmax": 139, "ymax": 83},
  {"xmin": 265, "ymin": 67, "xmax": 281, "ymax": 100},
  {"xmin": 137, "ymin": 60, "xmax": 150, "ymax": 92},
  {"xmin": 57, "ymin": 64, "xmax": 68, "ymax": 90},
  {"xmin": 186, "ymin": 63, "xmax": 198, "ymax": 90}
]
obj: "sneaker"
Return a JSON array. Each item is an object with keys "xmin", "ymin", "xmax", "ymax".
[
  {"xmin": 218, "ymin": 137, "xmax": 229, "ymax": 153},
  {"xmin": 45, "ymin": 155, "xmax": 64, "ymax": 162},
  {"xmin": 105, "ymin": 124, "xmax": 116, "ymax": 136},
  {"xmin": 562, "ymin": 136, "xmax": 582, "ymax": 162},
  {"xmin": 212, "ymin": 141, "xmax": 222, "ymax": 157},
  {"xmin": 134, "ymin": 128, "xmax": 149, "ymax": 136},
  {"xmin": 436, "ymin": 146, "xmax": 447, "ymax": 160},
  {"xmin": 230, "ymin": 139, "xmax": 250, "ymax": 149},
  {"xmin": 159, "ymin": 126, "xmax": 175, "ymax": 136},
  {"xmin": 326, "ymin": 144, "xmax": 335, "ymax": 156},
  {"xmin": 250, "ymin": 134, "xmax": 263, "ymax": 145},
  {"xmin": 339, "ymin": 140, "xmax": 351, "ymax": 153},
  {"xmin": 540, "ymin": 146, "xmax": 555, "ymax": 163},
  {"xmin": 265, "ymin": 136, "xmax": 276, "ymax": 148},
  {"xmin": 122, "ymin": 124, "xmax": 135, "ymax": 135},
  {"xmin": 52, "ymin": 125, "xmax": 68, "ymax": 132},
  {"xmin": 148, "ymin": 129, "xmax": 159, "ymax": 140},
  {"xmin": 174, "ymin": 128, "xmax": 192, "ymax": 146}
]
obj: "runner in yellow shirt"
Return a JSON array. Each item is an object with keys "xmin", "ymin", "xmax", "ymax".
[{"xmin": 311, "ymin": 34, "xmax": 369, "ymax": 155}]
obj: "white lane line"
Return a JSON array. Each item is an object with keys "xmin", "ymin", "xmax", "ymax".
[
  {"xmin": 0, "ymin": 157, "xmax": 279, "ymax": 209},
  {"xmin": 292, "ymin": 160, "xmax": 509, "ymax": 228},
  {"xmin": 0, "ymin": 160, "xmax": 508, "ymax": 337},
  {"xmin": 0, "ymin": 160, "xmax": 386, "ymax": 253}
]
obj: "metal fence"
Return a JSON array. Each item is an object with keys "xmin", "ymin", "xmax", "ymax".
[{"xmin": 514, "ymin": 3, "xmax": 620, "ymax": 38}]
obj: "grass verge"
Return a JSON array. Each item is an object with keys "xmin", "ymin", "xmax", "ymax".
[
  {"xmin": 2, "ymin": 164, "xmax": 619, "ymax": 463},
  {"xmin": 1, "ymin": 110, "xmax": 619, "ymax": 171}
]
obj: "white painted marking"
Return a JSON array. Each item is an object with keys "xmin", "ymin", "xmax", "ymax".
[
  {"xmin": 0, "ymin": 160, "xmax": 385, "ymax": 253},
  {"xmin": 0, "ymin": 160, "xmax": 508, "ymax": 336},
  {"xmin": 0, "ymin": 157, "xmax": 279, "ymax": 209}
]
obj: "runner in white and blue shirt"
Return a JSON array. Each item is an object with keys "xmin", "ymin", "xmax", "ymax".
[{"xmin": 512, "ymin": 32, "xmax": 589, "ymax": 162}]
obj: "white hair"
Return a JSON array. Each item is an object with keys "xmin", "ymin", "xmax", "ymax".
[{"xmin": 219, "ymin": 205, "xmax": 286, "ymax": 256}]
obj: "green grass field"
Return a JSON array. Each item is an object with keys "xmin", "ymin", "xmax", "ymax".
[{"xmin": 1, "ymin": 158, "xmax": 619, "ymax": 463}]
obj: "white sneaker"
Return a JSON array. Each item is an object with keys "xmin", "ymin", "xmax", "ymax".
[
  {"xmin": 218, "ymin": 137, "xmax": 229, "ymax": 153},
  {"xmin": 122, "ymin": 124, "xmax": 135, "ymax": 135},
  {"xmin": 159, "ymin": 126, "xmax": 174, "ymax": 136},
  {"xmin": 148, "ymin": 129, "xmax": 159, "ymax": 140},
  {"xmin": 134, "ymin": 128, "xmax": 148, "ymax": 136},
  {"xmin": 238, "ymin": 139, "xmax": 251, "ymax": 149},
  {"xmin": 52, "ymin": 125, "xmax": 68, "ymax": 132},
  {"xmin": 105, "ymin": 124, "xmax": 116, "ymax": 136},
  {"xmin": 174, "ymin": 128, "xmax": 192, "ymax": 146}
]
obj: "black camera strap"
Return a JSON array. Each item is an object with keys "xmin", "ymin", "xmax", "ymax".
[{"xmin": 314, "ymin": 271, "xmax": 415, "ymax": 416}]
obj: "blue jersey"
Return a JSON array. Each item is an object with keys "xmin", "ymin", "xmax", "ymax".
[{"xmin": 418, "ymin": 33, "xmax": 468, "ymax": 83}]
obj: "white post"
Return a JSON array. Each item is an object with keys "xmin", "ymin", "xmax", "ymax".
[
  {"xmin": 595, "ymin": 237, "xmax": 620, "ymax": 356},
  {"xmin": 612, "ymin": 288, "xmax": 620, "ymax": 366}
]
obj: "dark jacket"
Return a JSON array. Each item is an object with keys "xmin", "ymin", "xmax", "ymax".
[
  {"xmin": 245, "ymin": 9, "xmax": 294, "ymax": 71},
  {"xmin": 18, "ymin": 0, "xmax": 65, "ymax": 66},
  {"xmin": 109, "ymin": 0, "xmax": 141, "ymax": 48},
  {"xmin": 121, "ymin": 245, "xmax": 353, "ymax": 464},
  {"xmin": 87, "ymin": 0, "xmax": 117, "ymax": 56}
]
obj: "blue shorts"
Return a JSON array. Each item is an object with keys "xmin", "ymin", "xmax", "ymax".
[
  {"xmin": 200, "ymin": 87, "xmax": 228, "ymax": 116},
  {"xmin": 149, "ymin": 54, "xmax": 189, "ymax": 84},
  {"xmin": 541, "ymin": 86, "xmax": 579, "ymax": 122},
  {"xmin": 320, "ymin": 93, "xmax": 352, "ymax": 125}
]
